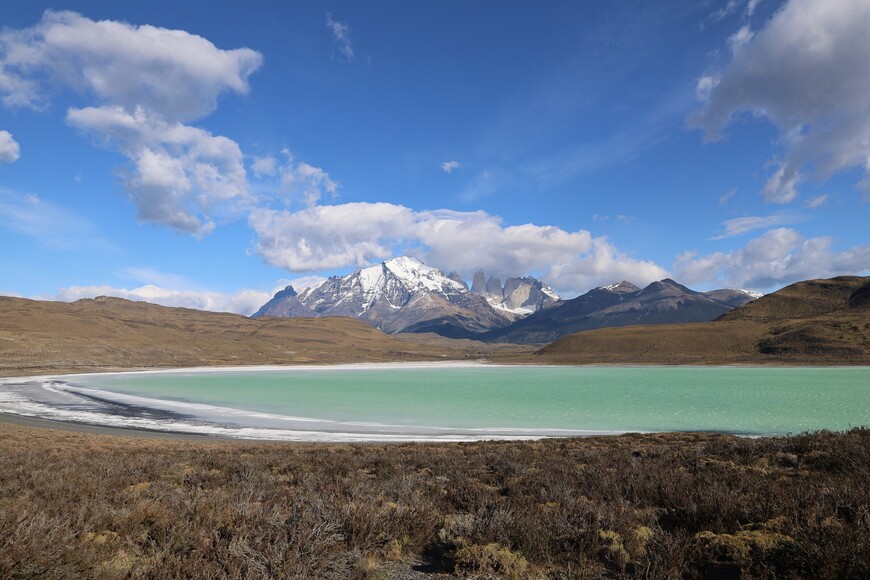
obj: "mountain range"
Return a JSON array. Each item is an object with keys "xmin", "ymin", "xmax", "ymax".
[
  {"xmin": 254, "ymin": 256, "xmax": 761, "ymax": 343},
  {"xmin": 1, "ymin": 275, "xmax": 867, "ymax": 376},
  {"xmin": 536, "ymin": 275, "xmax": 870, "ymax": 365},
  {"xmin": 480, "ymin": 279, "xmax": 761, "ymax": 344}
]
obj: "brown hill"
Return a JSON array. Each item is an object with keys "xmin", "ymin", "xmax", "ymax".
[
  {"xmin": 534, "ymin": 276, "xmax": 870, "ymax": 365},
  {"xmin": 0, "ymin": 295, "xmax": 479, "ymax": 377}
]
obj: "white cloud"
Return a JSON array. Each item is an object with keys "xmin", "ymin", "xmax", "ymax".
[
  {"xmin": 746, "ymin": 0, "xmax": 764, "ymax": 17},
  {"xmin": 0, "ymin": 130, "xmax": 19, "ymax": 163},
  {"xmin": 67, "ymin": 106, "xmax": 251, "ymax": 236},
  {"xmin": 441, "ymin": 160, "xmax": 461, "ymax": 173},
  {"xmin": 278, "ymin": 152, "xmax": 339, "ymax": 207},
  {"xmin": 805, "ymin": 194, "xmax": 829, "ymax": 209},
  {"xmin": 0, "ymin": 11, "xmax": 262, "ymax": 236},
  {"xmin": 691, "ymin": 0, "xmax": 870, "ymax": 203},
  {"xmin": 0, "ymin": 11, "xmax": 261, "ymax": 121},
  {"xmin": 0, "ymin": 188, "xmax": 116, "ymax": 251},
  {"xmin": 712, "ymin": 0, "xmax": 742, "ymax": 22},
  {"xmin": 249, "ymin": 202, "xmax": 668, "ymax": 294},
  {"xmin": 675, "ymin": 227, "xmax": 870, "ymax": 290},
  {"xmin": 727, "ymin": 25, "xmax": 754, "ymax": 52},
  {"xmin": 251, "ymin": 155, "xmax": 277, "ymax": 178},
  {"xmin": 325, "ymin": 13, "xmax": 355, "ymax": 63},
  {"xmin": 121, "ymin": 267, "xmax": 195, "ymax": 289},
  {"xmin": 712, "ymin": 212, "xmax": 801, "ymax": 239},
  {"xmin": 48, "ymin": 284, "xmax": 272, "ymax": 316},
  {"xmin": 719, "ymin": 188, "xmax": 737, "ymax": 206}
]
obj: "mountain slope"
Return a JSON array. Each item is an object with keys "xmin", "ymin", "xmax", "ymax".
[
  {"xmin": 252, "ymin": 286, "xmax": 313, "ymax": 318},
  {"xmin": 534, "ymin": 276, "xmax": 870, "ymax": 364},
  {"xmin": 481, "ymin": 279, "xmax": 756, "ymax": 344}
]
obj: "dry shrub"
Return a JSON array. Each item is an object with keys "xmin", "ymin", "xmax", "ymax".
[
  {"xmin": 0, "ymin": 424, "xmax": 868, "ymax": 578},
  {"xmin": 454, "ymin": 542, "xmax": 529, "ymax": 578}
]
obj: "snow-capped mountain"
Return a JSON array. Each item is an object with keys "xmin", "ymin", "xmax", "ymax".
[
  {"xmin": 702, "ymin": 288, "xmax": 764, "ymax": 308},
  {"xmin": 470, "ymin": 269, "xmax": 560, "ymax": 315},
  {"xmin": 254, "ymin": 257, "xmax": 514, "ymax": 336}
]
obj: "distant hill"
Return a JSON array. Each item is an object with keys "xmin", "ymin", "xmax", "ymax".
[
  {"xmin": 534, "ymin": 276, "xmax": 870, "ymax": 365},
  {"xmin": 0, "ymin": 295, "xmax": 471, "ymax": 377},
  {"xmin": 480, "ymin": 279, "xmax": 759, "ymax": 344}
]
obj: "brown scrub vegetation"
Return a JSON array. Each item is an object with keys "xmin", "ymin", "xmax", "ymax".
[{"xmin": 1, "ymin": 423, "xmax": 868, "ymax": 579}]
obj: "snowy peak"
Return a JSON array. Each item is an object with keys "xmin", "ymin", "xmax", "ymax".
[
  {"xmin": 599, "ymin": 281, "xmax": 640, "ymax": 294},
  {"xmin": 739, "ymin": 289, "xmax": 765, "ymax": 299},
  {"xmin": 470, "ymin": 269, "xmax": 560, "ymax": 315},
  {"xmin": 383, "ymin": 256, "xmax": 467, "ymax": 294},
  {"xmin": 277, "ymin": 256, "xmax": 512, "ymax": 335}
]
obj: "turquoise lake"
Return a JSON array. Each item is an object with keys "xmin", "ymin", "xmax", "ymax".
[{"xmin": 75, "ymin": 365, "xmax": 870, "ymax": 437}]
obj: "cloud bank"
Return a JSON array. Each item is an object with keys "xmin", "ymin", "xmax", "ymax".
[
  {"xmin": 249, "ymin": 202, "xmax": 668, "ymax": 294},
  {"xmin": 49, "ymin": 284, "xmax": 271, "ymax": 316},
  {"xmin": 692, "ymin": 0, "xmax": 870, "ymax": 203},
  {"xmin": 675, "ymin": 227, "xmax": 870, "ymax": 290}
]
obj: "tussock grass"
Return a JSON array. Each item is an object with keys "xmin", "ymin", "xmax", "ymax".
[{"xmin": 1, "ymin": 424, "xmax": 868, "ymax": 578}]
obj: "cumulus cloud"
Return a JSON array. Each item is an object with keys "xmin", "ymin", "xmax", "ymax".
[
  {"xmin": 0, "ymin": 11, "xmax": 261, "ymax": 120},
  {"xmin": 691, "ymin": 0, "xmax": 870, "ymax": 203},
  {"xmin": 0, "ymin": 11, "xmax": 262, "ymax": 235},
  {"xmin": 325, "ymin": 13, "xmax": 355, "ymax": 62},
  {"xmin": 67, "ymin": 106, "xmax": 250, "ymax": 236},
  {"xmin": 441, "ymin": 160, "xmax": 461, "ymax": 173},
  {"xmin": 48, "ymin": 284, "xmax": 272, "ymax": 316},
  {"xmin": 712, "ymin": 212, "xmax": 801, "ymax": 239},
  {"xmin": 0, "ymin": 130, "xmax": 19, "ymax": 163},
  {"xmin": 249, "ymin": 202, "xmax": 668, "ymax": 294},
  {"xmin": 675, "ymin": 227, "xmax": 870, "ymax": 290}
]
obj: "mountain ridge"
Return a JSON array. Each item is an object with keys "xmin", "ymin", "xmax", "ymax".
[{"xmin": 479, "ymin": 278, "xmax": 760, "ymax": 344}]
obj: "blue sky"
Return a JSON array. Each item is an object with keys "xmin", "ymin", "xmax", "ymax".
[{"xmin": 1, "ymin": 0, "xmax": 868, "ymax": 314}]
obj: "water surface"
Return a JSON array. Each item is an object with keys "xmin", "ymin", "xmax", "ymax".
[{"xmin": 3, "ymin": 364, "xmax": 868, "ymax": 441}]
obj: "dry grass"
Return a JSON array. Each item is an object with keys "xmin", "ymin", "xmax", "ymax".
[
  {"xmin": 0, "ymin": 296, "xmax": 516, "ymax": 377},
  {"xmin": 1, "ymin": 423, "xmax": 868, "ymax": 578}
]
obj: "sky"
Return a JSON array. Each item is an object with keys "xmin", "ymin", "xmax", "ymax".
[{"xmin": 0, "ymin": 0, "xmax": 869, "ymax": 315}]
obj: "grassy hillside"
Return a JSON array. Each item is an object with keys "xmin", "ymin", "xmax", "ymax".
[
  {"xmin": 0, "ymin": 296, "xmax": 473, "ymax": 377},
  {"xmin": 534, "ymin": 276, "xmax": 870, "ymax": 365}
]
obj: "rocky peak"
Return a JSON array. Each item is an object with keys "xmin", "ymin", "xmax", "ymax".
[
  {"xmin": 598, "ymin": 281, "xmax": 640, "ymax": 294},
  {"xmin": 470, "ymin": 269, "xmax": 560, "ymax": 315}
]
